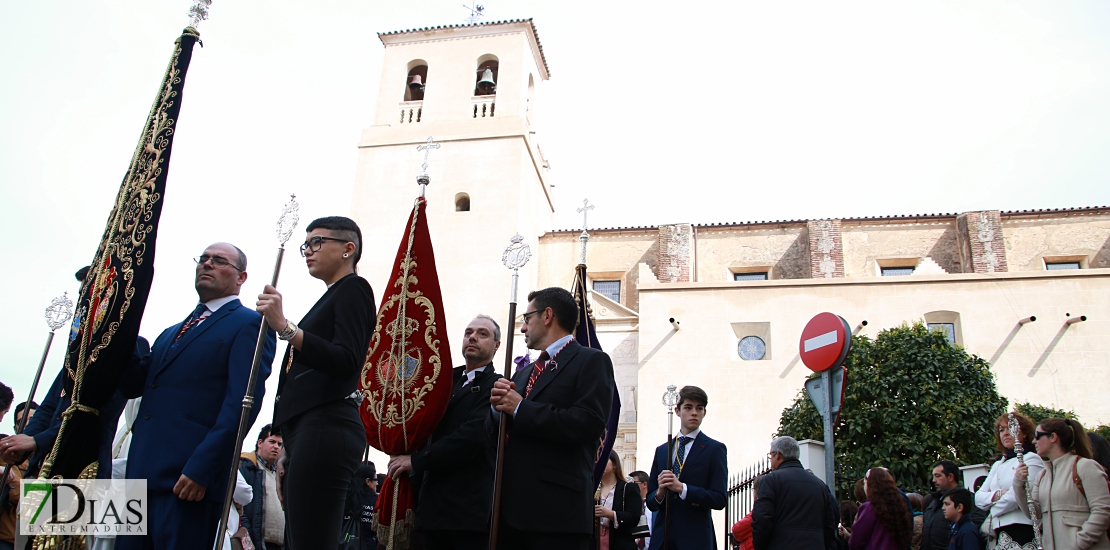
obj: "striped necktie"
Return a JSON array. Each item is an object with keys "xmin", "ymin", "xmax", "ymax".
[
  {"xmin": 524, "ymin": 351, "xmax": 550, "ymax": 397},
  {"xmin": 173, "ymin": 303, "xmax": 208, "ymax": 343},
  {"xmin": 673, "ymin": 436, "xmax": 693, "ymax": 474}
]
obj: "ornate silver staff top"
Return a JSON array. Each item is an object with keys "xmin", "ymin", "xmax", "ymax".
[
  {"xmin": 276, "ymin": 194, "xmax": 300, "ymax": 246},
  {"xmin": 45, "ymin": 292, "xmax": 74, "ymax": 332},
  {"xmin": 1007, "ymin": 413, "xmax": 1022, "ymax": 451},
  {"xmin": 416, "ymin": 136, "xmax": 441, "ymax": 195},
  {"xmin": 187, "ymin": 0, "xmax": 213, "ymax": 28},
  {"xmin": 502, "ymin": 234, "xmax": 532, "ymax": 303},
  {"xmin": 662, "ymin": 385, "xmax": 679, "ymax": 408},
  {"xmin": 577, "ymin": 198, "xmax": 594, "ymax": 265}
]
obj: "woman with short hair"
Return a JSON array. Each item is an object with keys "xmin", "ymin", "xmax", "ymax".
[
  {"xmin": 1014, "ymin": 417, "xmax": 1110, "ymax": 550},
  {"xmin": 257, "ymin": 216, "xmax": 377, "ymax": 549},
  {"xmin": 976, "ymin": 411, "xmax": 1047, "ymax": 549}
]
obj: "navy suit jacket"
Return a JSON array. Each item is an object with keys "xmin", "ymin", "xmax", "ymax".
[
  {"xmin": 121, "ymin": 298, "xmax": 275, "ymax": 500},
  {"xmin": 645, "ymin": 432, "xmax": 728, "ymax": 550}
]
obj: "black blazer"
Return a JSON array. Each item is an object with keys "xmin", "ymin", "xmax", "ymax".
[
  {"xmin": 412, "ymin": 364, "xmax": 503, "ymax": 532},
  {"xmin": 603, "ymin": 479, "xmax": 644, "ymax": 550},
  {"xmin": 494, "ymin": 339, "xmax": 615, "ymax": 535},
  {"xmin": 273, "ymin": 273, "xmax": 376, "ymax": 428}
]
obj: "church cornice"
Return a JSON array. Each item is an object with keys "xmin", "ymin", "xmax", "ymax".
[{"xmin": 378, "ymin": 19, "xmax": 551, "ymax": 80}]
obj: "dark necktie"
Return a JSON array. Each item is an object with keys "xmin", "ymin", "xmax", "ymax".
[
  {"xmin": 173, "ymin": 303, "xmax": 208, "ymax": 343},
  {"xmin": 524, "ymin": 351, "xmax": 550, "ymax": 397},
  {"xmin": 673, "ymin": 436, "xmax": 693, "ymax": 474}
]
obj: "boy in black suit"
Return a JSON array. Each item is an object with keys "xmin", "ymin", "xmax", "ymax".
[
  {"xmin": 646, "ymin": 386, "xmax": 728, "ymax": 550},
  {"xmin": 388, "ymin": 315, "xmax": 504, "ymax": 550}
]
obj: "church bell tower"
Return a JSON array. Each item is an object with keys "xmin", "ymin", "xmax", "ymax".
[{"xmin": 350, "ymin": 19, "xmax": 554, "ymax": 364}]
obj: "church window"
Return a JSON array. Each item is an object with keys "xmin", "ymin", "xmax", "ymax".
[
  {"xmin": 592, "ymin": 280, "xmax": 620, "ymax": 302},
  {"xmin": 927, "ymin": 323, "xmax": 956, "ymax": 345},
  {"xmin": 404, "ymin": 63, "xmax": 428, "ymax": 102},
  {"xmin": 881, "ymin": 266, "xmax": 915, "ymax": 276},
  {"xmin": 455, "ymin": 193, "xmax": 470, "ymax": 212},
  {"xmin": 738, "ymin": 336, "xmax": 767, "ymax": 360},
  {"xmin": 734, "ymin": 272, "xmax": 769, "ymax": 281},
  {"xmin": 1045, "ymin": 261, "xmax": 1081, "ymax": 270}
]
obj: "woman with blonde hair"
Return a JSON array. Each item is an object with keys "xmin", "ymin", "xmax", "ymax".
[
  {"xmin": 976, "ymin": 411, "xmax": 1047, "ymax": 549},
  {"xmin": 1014, "ymin": 417, "xmax": 1110, "ymax": 550}
]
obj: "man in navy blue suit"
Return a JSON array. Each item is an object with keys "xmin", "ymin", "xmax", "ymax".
[
  {"xmin": 117, "ymin": 242, "xmax": 276, "ymax": 550},
  {"xmin": 645, "ymin": 385, "xmax": 727, "ymax": 550}
]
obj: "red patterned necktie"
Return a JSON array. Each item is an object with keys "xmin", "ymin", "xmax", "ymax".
[
  {"xmin": 524, "ymin": 351, "xmax": 550, "ymax": 397},
  {"xmin": 173, "ymin": 303, "xmax": 208, "ymax": 343}
]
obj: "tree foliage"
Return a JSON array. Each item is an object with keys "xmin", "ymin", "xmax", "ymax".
[
  {"xmin": 776, "ymin": 322, "xmax": 1008, "ymax": 495},
  {"xmin": 1014, "ymin": 402, "xmax": 1077, "ymax": 424}
]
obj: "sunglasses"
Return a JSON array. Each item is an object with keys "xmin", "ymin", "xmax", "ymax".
[{"xmin": 1034, "ymin": 430, "xmax": 1053, "ymax": 440}]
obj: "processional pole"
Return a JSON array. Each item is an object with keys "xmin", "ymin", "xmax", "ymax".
[
  {"xmin": 489, "ymin": 233, "xmax": 532, "ymax": 550},
  {"xmin": 1009, "ymin": 413, "xmax": 1044, "ymax": 550},
  {"xmin": 662, "ymin": 384, "xmax": 679, "ymax": 550},
  {"xmin": 1, "ymin": 293, "xmax": 73, "ymax": 496},
  {"xmin": 215, "ymin": 194, "xmax": 299, "ymax": 548}
]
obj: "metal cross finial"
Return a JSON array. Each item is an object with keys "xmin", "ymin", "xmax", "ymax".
[
  {"xmin": 45, "ymin": 292, "xmax": 74, "ymax": 332},
  {"xmin": 577, "ymin": 198, "xmax": 595, "ymax": 232},
  {"xmin": 416, "ymin": 137, "xmax": 441, "ymax": 192},
  {"xmin": 276, "ymin": 194, "xmax": 300, "ymax": 246},
  {"xmin": 187, "ymin": 0, "xmax": 213, "ymax": 28}
]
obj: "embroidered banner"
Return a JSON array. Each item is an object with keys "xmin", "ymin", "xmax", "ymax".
[
  {"xmin": 41, "ymin": 27, "xmax": 201, "ymax": 480},
  {"xmin": 360, "ymin": 197, "xmax": 452, "ymax": 549},
  {"xmin": 574, "ymin": 264, "xmax": 621, "ymax": 487}
]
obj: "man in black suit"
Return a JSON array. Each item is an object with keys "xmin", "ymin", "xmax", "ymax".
[
  {"xmin": 490, "ymin": 287, "xmax": 615, "ymax": 550},
  {"xmin": 387, "ymin": 314, "xmax": 504, "ymax": 550}
]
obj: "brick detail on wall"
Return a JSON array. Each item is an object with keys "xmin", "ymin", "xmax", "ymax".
[
  {"xmin": 807, "ymin": 219, "xmax": 844, "ymax": 278},
  {"xmin": 956, "ymin": 211, "xmax": 1008, "ymax": 273},
  {"xmin": 654, "ymin": 224, "xmax": 693, "ymax": 283}
]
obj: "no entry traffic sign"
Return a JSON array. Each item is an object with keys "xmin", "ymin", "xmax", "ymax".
[{"xmin": 799, "ymin": 312, "xmax": 852, "ymax": 372}]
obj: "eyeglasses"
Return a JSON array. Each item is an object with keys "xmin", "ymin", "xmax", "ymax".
[
  {"xmin": 299, "ymin": 236, "xmax": 349, "ymax": 257},
  {"xmin": 194, "ymin": 255, "xmax": 243, "ymax": 271},
  {"xmin": 1034, "ymin": 430, "xmax": 1053, "ymax": 440},
  {"xmin": 519, "ymin": 309, "xmax": 541, "ymax": 323}
]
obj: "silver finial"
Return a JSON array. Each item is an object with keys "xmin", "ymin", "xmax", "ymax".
[
  {"xmin": 577, "ymin": 198, "xmax": 594, "ymax": 264},
  {"xmin": 1008, "ymin": 412, "xmax": 1022, "ymax": 454},
  {"xmin": 502, "ymin": 234, "xmax": 532, "ymax": 271},
  {"xmin": 416, "ymin": 136, "xmax": 441, "ymax": 188},
  {"xmin": 462, "ymin": 1, "xmax": 485, "ymax": 24},
  {"xmin": 187, "ymin": 0, "xmax": 213, "ymax": 28},
  {"xmin": 276, "ymin": 194, "xmax": 300, "ymax": 246},
  {"xmin": 662, "ymin": 385, "xmax": 679, "ymax": 408},
  {"xmin": 45, "ymin": 292, "xmax": 74, "ymax": 332}
]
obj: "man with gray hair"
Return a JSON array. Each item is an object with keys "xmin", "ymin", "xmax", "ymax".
[
  {"xmin": 387, "ymin": 315, "xmax": 504, "ymax": 549},
  {"xmin": 751, "ymin": 436, "xmax": 839, "ymax": 550}
]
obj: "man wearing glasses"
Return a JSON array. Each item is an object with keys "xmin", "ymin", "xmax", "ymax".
[
  {"xmin": 489, "ymin": 287, "xmax": 615, "ymax": 550},
  {"xmin": 117, "ymin": 242, "xmax": 277, "ymax": 550}
]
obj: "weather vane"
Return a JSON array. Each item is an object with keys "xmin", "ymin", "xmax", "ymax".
[{"xmin": 463, "ymin": 1, "xmax": 486, "ymax": 24}]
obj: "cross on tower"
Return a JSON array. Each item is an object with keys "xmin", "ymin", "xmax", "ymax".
[{"xmin": 577, "ymin": 198, "xmax": 594, "ymax": 231}]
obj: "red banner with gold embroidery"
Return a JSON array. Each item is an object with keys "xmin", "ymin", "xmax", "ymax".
[{"xmin": 360, "ymin": 196, "xmax": 452, "ymax": 549}]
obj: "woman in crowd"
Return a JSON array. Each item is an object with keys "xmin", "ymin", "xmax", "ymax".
[
  {"xmin": 836, "ymin": 500, "xmax": 859, "ymax": 550},
  {"xmin": 594, "ymin": 450, "xmax": 641, "ymax": 550},
  {"xmin": 258, "ymin": 216, "xmax": 377, "ymax": 549},
  {"xmin": 976, "ymin": 411, "xmax": 1047, "ymax": 549},
  {"xmin": 731, "ymin": 475, "xmax": 764, "ymax": 550},
  {"xmin": 1089, "ymin": 433, "xmax": 1110, "ymax": 475},
  {"xmin": 849, "ymin": 468, "xmax": 912, "ymax": 550},
  {"xmin": 1014, "ymin": 417, "xmax": 1110, "ymax": 550},
  {"xmin": 906, "ymin": 493, "xmax": 923, "ymax": 550}
]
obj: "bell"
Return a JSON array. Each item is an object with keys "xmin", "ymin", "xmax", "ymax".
[
  {"xmin": 408, "ymin": 74, "xmax": 424, "ymax": 90},
  {"xmin": 477, "ymin": 68, "xmax": 496, "ymax": 90}
]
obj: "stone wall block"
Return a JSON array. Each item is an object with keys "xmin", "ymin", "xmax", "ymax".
[
  {"xmin": 806, "ymin": 219, "xmax": 844, "ymax": 278},
  {"xmin": 655, "ymin": 224, "xmax": 693, "ymax": 283},
  {"xmin": 956, "ymin": 211, "xmax": 1008, "ymax": 273}
]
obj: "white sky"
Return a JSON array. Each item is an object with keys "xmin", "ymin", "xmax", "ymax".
[{"xmin": 1, "ymin": 1, "xmax": 1109, "ymax": 463}]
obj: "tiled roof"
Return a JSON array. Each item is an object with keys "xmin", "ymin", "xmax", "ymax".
[
  {"xmin": 378, "ymin": 19, "xmax": 551, "ymax": 77},
  {"xmin": 546, "ymin": 206, "xmax": 1110, "ymax": 234}
]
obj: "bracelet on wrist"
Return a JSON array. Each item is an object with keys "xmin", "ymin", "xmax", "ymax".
[{"xmin": 277, "ymin": 320, "xmax": 298, "ymax": 341}]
